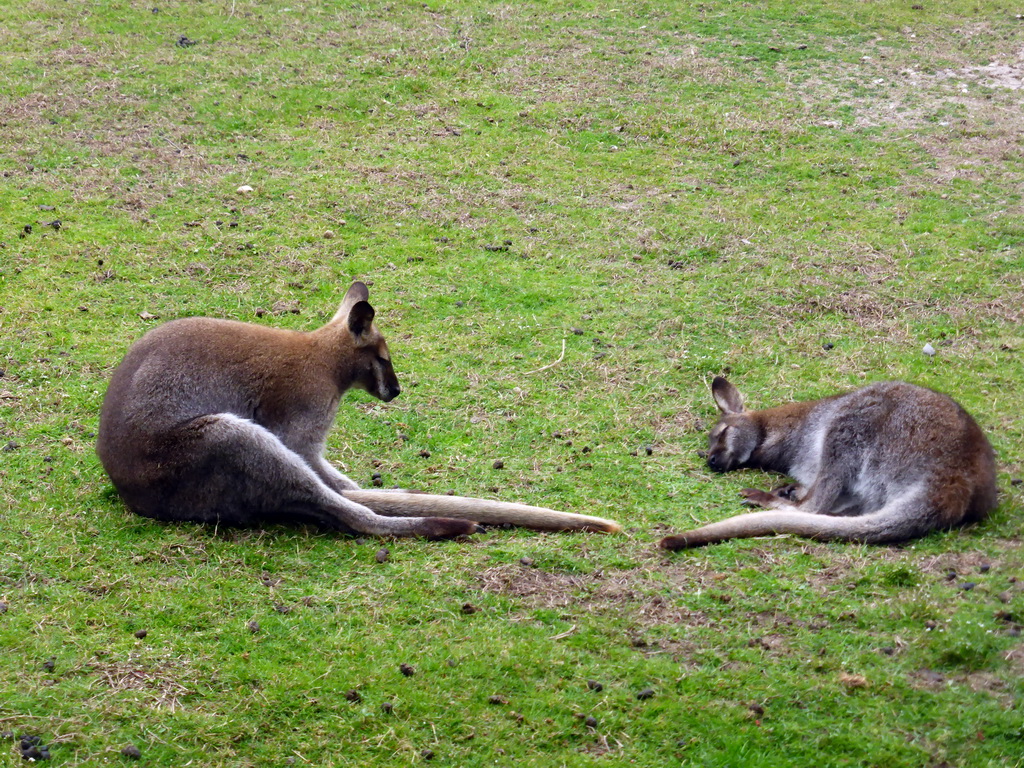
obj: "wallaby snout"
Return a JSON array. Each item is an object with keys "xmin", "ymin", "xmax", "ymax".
[
  {"xmin": 380, "ymin": 382, "xmax": 401, "ymax": 402},
  {"xmin": 706, "ymin": 451, "xmax": 728, "ymax": 473},
  {"xmin": 364, "ymin": 355, "xmax": 400, "ymax": 402}
]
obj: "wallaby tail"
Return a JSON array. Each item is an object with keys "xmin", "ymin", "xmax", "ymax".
[
  {"xmin": 660, "ymin": 504, "xmax": 939, "ymax": 550},
  {"xmin": 342, "ymin": 489, "xmax": 622, "ymax": 533}
]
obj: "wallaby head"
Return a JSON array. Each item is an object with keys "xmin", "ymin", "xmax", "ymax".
[
  {"xmin": 327, "ymin": 281, "xmax": 401, "ymax": 403},
  {"xmin": 706, "ymin": 376, "xmax": 759, "ymax": 472}
]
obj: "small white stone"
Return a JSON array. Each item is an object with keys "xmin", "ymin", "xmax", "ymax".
[
  {"xmin": 922, "ymin": 343, "xmax": 936, "ymax": 357},
  {"xmin": 236, "ymin": 185, "xmax": 254, "ymax": 193}
]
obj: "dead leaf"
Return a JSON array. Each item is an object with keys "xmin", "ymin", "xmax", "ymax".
[{"xmin": 838, "ymin": 673, "xmax": 869, "ymax": 689}]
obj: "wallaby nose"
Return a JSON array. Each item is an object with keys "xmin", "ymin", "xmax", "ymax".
[{"xmin": 383, "ymin": 384, "xmax": 401, "ymax": 402}]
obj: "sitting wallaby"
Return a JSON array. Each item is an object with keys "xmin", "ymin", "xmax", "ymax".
[
  {"xmin": 659, "ymin": 377, "xmax": 997, "ymax": 549},
  {"xmin": 97, "ymin": 282, "xmax": 620, "ymax": 538}
]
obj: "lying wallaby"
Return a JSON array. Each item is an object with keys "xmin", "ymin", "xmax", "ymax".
[
  {"xmin": 97, "ymin": 282, "xmax": 620, "ymax": 538},
  {"xmin": 660, "ymin": 377, "xmax": 997, "ymax": 549}
]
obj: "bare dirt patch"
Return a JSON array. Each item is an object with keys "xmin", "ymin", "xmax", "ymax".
[
  {"xmin": 940, "ymin": 44, "xmax": 1024, "ymax": 92},
  {"xmin": 1005, "ymin": 643, "xmax": 1024, "ymax": 676},
  {"xmin": 910, "ymin": 657, "xmax": 1021, "ymax": 708},
  {"xmin": 962, "ymin": 669, "xmax": 1017, "ymax": 707}
]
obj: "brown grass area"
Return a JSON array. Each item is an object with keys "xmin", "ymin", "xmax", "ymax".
[
  {"xmin": 92, "ymin": 655, "xmax": 193, "ymax": 711},
  {"xmin": 0, "ymin": 30, "xmax": 222, "ymax": 219},
  {"xmin": 784, "ymin": 31, "xmax": 1024, "ymax": 198},
  {"xmin": 478, "ymin": 561, "xmax": 717, "ymax": 629},
  {"xmin": 912, "ymin": 539, "xmax": 1024, "ymax": 579},
  {"xmin": 758, "ymin": 272, "xmax": 1024, "ymax": 340},
  {"xmin": 479, "ymin": 538, "xmax": 1021, "ymax": 622},
  {"xmin": 493, "ymin": 33, "xmax": 736, "ymax": 106},
  {"xmin": 3, "ymin": 77, "xmax": 213, "ymax": 219}
]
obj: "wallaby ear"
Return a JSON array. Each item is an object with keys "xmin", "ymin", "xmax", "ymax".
[
  {"xmin": 344, "ymin": 281, "xmax": 370, "ymax": 304},
  {"xmin": 347, "ymin": 300, "xmax": 376, "ymax": 338},
  {"xmin": 711, "ymin": 376, "xmax": 745, "ymax": 414},
  {"xmin": 331, "ymin": 282, "xmax": 371, "ymax": 324}
]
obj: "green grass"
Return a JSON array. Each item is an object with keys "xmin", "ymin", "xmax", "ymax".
[{"xmin": 1, "ymin": 0, "xmax": 1022, "ymax": 765}]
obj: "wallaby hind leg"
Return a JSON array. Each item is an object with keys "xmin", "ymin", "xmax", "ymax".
[
  {"xmin": 155, "ymin": 414, "xmax": 477, "ymax": 539},
  {"xmin": 310, "ymin": 456, "xmax": 361, "ymax": 493}
]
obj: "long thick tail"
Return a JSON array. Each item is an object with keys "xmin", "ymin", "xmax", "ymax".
[
  {"xmin": 342, "ymin": 489, "xmax": 621, "ymax": 533},
  {"xmin": 659, "ymin": 503, "xmax": 937, "ymax": 550}
]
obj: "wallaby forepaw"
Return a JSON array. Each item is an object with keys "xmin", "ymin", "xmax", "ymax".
[
  {"xmin": 739, "ymin": 488, "xmax": 776, "ymax": 507},
  {"xmin": 420, "ymin": 517, "xmax": 480, "ymax": 540},
  {"xmin": 770, "ymin": 482, "xmax": 800, "ymax": 500}
]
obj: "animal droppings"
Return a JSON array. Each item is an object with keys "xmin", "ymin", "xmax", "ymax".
[{"xmin": 121, "ymin": 744, "xmax": 142, "ymax": 760}]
